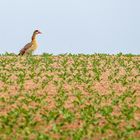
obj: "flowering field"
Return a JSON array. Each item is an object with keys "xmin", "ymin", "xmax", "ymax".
[{"xmin": 0, "ymin": 53, "xmax": 140, "ymax": 140}]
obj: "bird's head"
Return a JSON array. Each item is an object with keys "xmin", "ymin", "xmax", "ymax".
[
  {"xmin": 34, "ymin": 30, "xmax": 42, "ymax": 35},
  {"xmin": 32, "ymin": 30, "xmax": 42, "ymax": 40}
]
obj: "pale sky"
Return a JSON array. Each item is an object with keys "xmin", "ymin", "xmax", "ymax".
[{"xmin": 0, "ymin": 0, "xmax": 140, "ymax": 54}]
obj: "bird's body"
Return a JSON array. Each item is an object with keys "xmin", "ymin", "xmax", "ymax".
[{"xmin": 19, "ymin": 30, "xmax": 42, "ymax": 55}]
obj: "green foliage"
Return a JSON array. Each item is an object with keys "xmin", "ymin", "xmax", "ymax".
[{"xmin": 0, "ymin": 53, "xmax": 139, "ymax": 139}]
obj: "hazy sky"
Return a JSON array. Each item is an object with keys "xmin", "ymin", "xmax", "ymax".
[{"xmin": 0, "ymin": 0, "xmax": 140, "ymax": 54}]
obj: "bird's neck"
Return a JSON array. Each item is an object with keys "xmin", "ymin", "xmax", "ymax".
[{"xmin": 32, "ymin": 33, "xmax": 37, "ymax": 41}]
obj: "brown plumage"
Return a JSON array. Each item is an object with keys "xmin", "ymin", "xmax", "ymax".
[{"xmin": 19, "ymin": 30, "xmax": 42, "ymax": 55}]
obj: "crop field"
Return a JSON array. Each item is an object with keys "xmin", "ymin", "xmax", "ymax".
[{"xmin": 0, "ymin": 53, "xmax": 140, "ymax": 140}]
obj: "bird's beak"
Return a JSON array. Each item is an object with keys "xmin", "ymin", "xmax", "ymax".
[{"xmin": 38, "ymin": 31, "xmax": 42, "ymax": 34}]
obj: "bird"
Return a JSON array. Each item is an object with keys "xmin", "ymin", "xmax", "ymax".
[{"xmin": 19, "ymin": 30, "xmax": 42, "ymax": 55}]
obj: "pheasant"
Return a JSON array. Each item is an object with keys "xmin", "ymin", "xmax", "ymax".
[{"xmin": 19, "ymin": 30, "xmax": 42, "ymax": 55}]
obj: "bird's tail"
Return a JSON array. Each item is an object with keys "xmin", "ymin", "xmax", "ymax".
[
  {"xmin": 18, "ymin": 52, "xmax": 22, "ymax": 55},
  {"xmin": 18, "ymin": 50, "xmax": 25, "ymax": 55}
]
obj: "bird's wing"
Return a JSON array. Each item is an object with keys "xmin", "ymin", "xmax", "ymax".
[{"xmin": 19, "ymin": 42, "xmax": 33, "ymax": 55}]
